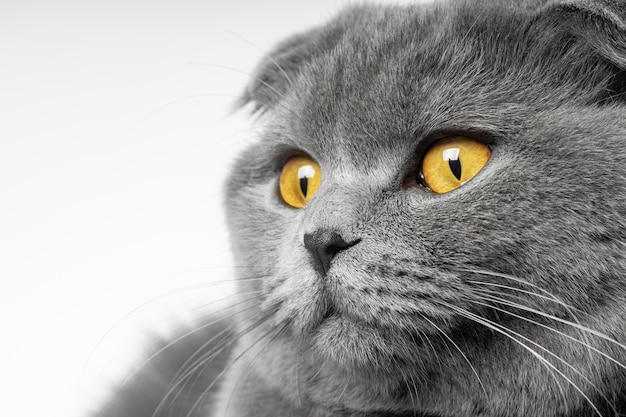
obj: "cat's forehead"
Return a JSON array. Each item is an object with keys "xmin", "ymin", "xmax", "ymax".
[
  {"xmin": 264, "ymin": 7, "xmax": 528, "ymax": 169},
  {"xmin": 250, "ymin": 0, "xmax": 613, "ymax": 174}
]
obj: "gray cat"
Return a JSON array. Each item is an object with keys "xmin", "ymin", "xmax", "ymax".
[{"xmin": 95, "ymin": 0, "xmax": 626, "ymax": 416}]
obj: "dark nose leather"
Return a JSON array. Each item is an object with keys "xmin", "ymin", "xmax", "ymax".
[{"xmin": 303, "ymin": 229, "xmax": 359, "ymax": 276}]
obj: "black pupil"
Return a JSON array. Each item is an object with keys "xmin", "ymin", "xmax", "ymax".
[
  {"xmin": 448, "ymin": 158, "xmax": 462, "ymax": 181},
  {"xmin": 300, "ymin": 177, "xmax": 309, "ymax": 197}
]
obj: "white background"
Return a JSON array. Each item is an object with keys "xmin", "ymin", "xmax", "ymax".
[{"xmin": 1, "ymin": 1, "xmax": 418, "ymax": 416}]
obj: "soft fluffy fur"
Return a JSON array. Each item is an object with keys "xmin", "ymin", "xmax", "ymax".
[{"xmin": 96, "ymin": 0, "xmax": 626, "ymax": 416}]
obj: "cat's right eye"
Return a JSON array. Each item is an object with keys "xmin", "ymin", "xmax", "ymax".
[{"xmin": 279, "ymin": 155, "xmax": 322, "ymax": 208}]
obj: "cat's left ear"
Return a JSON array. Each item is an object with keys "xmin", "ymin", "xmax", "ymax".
[{"xmin": 534, "ymin": 0, "xmax": 626, "ymax": 101}]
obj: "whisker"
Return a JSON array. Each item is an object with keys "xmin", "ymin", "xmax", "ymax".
[
  {"xmin": 120, "ymin": 292, "xmax": 261, "ymax": 389},
  {"xmin": 188, "ymin": 123, "xmax": 266, "ymax": 168},
  {"xmin": 407, "ymin": 370, "xmax": 420, "ymax": 415},
  {"xmin": 466, "ymin": 280, "xmax": 584, "ymax": 313},
  {"xmin": 85, "ymin": 285, "xmax": 252, "ymax": 384},
  {"xmin": 309, "ymin": 356, "xmax": 328, "ymax": 381},
  {"xmin": 167, "ymin": 295, "xmax": 264, "ymax": 384},
  {"xmin": 151, "ymin": 309, "xmax": 265, "ymax": 417},
  {"xmin": 331, "ymin": 380, "xmax": 351, "ymax": 412},
  {"xmin": 115, "ymin": 93, "xmax": 245, "ymax": 149},
  {"xmin": 441, "ymin": 301, "xmax": 607, "ymax": 417},
  {"xmin": 441, "ymin": 302, "xmax": 571, "ymax": 412},
  {"xmin": 420, "ymin": 329, "xmax": 443, "ymax": 376},
  {"xmin": 225, "ymin": 30, "xmax": 296, "ymax": 90},
  {"xmin": 463, "ymin": 268, "xmax": 597, "ymax": 364},
  {"xmin": 470, "ymin": 290, "xmax": 626, "ymax": 355},
  {"xmin": 93, "ymin": 292, "xmax": 262, "ymax": 417},
  {"xmin": 471, "ymin": 292, "xmax": 626, "ymax": 374},
  {"xmin": 224, "ymin": 323, "xmax": 289, "ymax": 416},
  {"xmin": 395, "ymin": 363, "xmax": 419, "ymax": 413},
  {"xmin": 189, "ymin": 275, "xmax": 267, "ymax": 287},
  {"xmin": 409, "ymin": 330, "xmax": 440, "ymax": 375},
  {"xmin": 182, "ymin": 309, "xmax": 281, "ymax": 417},
  {"xmin": 121, "ymin": 297, "xmax": 264, "ymax": 415},
  {"xmin": 159, "ymin": 301, "xmax": 267, "ymax": 409},
  {"xmin": 160, "ymin": 323, "xmax": 243, "ymax": 417},
  {"xmin": 461, "ymin": 269, "xmax": 575, "ymax": 306},
  {"xmin": 422, "ymin": 316, "xmax": 488, "ymax": 398},
  {"xmin": 189, "ymin": 61, "xmax": 287, "ymax": 105},
  {"xmin": 295, "ymin": 341, "xmax": 303, "ymax": 408}
]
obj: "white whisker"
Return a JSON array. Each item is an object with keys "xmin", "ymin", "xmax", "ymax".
[
  {"xmin": 225, "ymin": 30, "xmax": 296, "ymax": 90},
  {"xmin": 127, "ymin": 292, "xmax": 261, "ymax": 385},
  {"xmin": 466, "ymin": 280, "xmax": 583, "ymax": 313},
  {"xmin": 116, "ymin": 93, "xmax": 245, "ymax": 149},
  {"xmin": 295, "ymin": 342, "xmax": 303, "ymax": 408},
  {"xmin": 461, "ymin": 269, "xmax": 573, "ymax": 306},
  {"xmin": 153, "ymin": 307, "xmax": 266, "ymax": 417},
  {"xmin": 152, "ymin": 308, "xmax": 271, "ymax": 417},
  {"xmin": 331, "ymin": 381, "xmax": 351, "ymax": 412},
  {"xmin": 442, "ymin": 301, "xmax": 607, "ymax": 417},
  {"xmin": 167, "ymin": 297, "xmax": 264, "ymax": 386},
  {"xmin": 160, "ymin": 310, "xmax": 278, "ymax": 417},
  {"xmin": 464, "ymin": 269, "xmax": 599, "ymax": 365},
  {"xmin": 224, "ymin": 323, "xmax": 288, "ymax": 416},
  {"xmin": 422, "ymin": 316, "xmax": 488, "ymax": 398},
  {"xmin": 189, "ymin": 61, "xmax": 288, "ymax": 104},
  {"xmin": 472, "ymin": 292, "xmax": 626, "ymax": 370},
  {"xmin": 470, "ymin": 289, "xmax": 626, "ymax": 354},
  {"xmin": 85, "ymin": 280, "xmax": 249, "ymax": 375}
]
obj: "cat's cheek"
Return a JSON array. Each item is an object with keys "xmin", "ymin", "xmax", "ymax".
[{"xmin": 261, "ymin": 218, "xmax": 332, "ymax": 333}]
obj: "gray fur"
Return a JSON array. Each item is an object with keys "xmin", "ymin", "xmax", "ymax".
[
  {"xmin": 95, "ymin": 0, "xmax": 626, "ymax": 416},
  {"xmin": 222, "ymin": 0, "xmax": 626, "ymax": 415}
]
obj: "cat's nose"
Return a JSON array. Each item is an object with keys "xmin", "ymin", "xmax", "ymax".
[{"xmin": 303, "ymin": 229, "xmax": 359, "ymax": 276}]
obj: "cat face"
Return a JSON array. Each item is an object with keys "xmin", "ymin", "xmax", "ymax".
[{"xmin": 225, "ymin": 1, "xmax": 626, "ymax": 416}]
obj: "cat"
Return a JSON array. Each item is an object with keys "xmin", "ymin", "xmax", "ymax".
[{"xmin": 94, "ymin": 0, "xmax": 626, "ymax": 416}]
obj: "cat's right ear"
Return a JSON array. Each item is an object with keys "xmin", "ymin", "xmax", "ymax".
[
  {"xmin": 539, "ymin": 0, "xmax": 625, "ymax": 64},
  {"xmin": 530, "ymin": 0, "xmax": 626, "ymax": 103},
  {"xmin": 237, "ymin": 12, "xmax": 349, "ymax": 113},
  {"xmin": 237, "ymin": 33, "xmax": 316, "ymax": 112}
]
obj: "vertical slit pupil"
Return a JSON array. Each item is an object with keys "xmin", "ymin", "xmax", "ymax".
[
  {"xmin": 300, "ymin": 177, "xmax": 309, "ymax": 197},
  {"xmin": 448, "ymin": 158, "xmax": 462, "ymax": 181}
]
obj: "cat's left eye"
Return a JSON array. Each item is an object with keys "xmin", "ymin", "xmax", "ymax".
[
  {"xmin": 279, "ymin": 155, "xmax": 322, "ymax": 208},
  {"xmin": 405, "ymin": 136, "xmax": 491, "ymax": 194}
]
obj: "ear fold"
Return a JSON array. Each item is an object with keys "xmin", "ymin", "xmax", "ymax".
[
  {"xmin": 531, "ymin": 0, "xmax": 626, "ymax": 103},
  {"xmin": 238, "ymin": 32, "xmax": 318, "ymax": 112},
  {"xmin": 238, "ymin": 17, "xmax": 347, "ymax": 113},
  {"xmin": 242, "ymin": 2, "xmax": 626, "ymax": 111},
  {"xmin": 541, "ymin": 0, "xmax": 626, "ymax": 66}
]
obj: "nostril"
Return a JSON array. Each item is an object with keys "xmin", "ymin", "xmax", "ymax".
[
  {"xmin": 325, "ymin": 243, "xmax": 344, "ymax": 259},
  {"xmin": 303, "ymin": 229, "xmax": 359, "ymax": 276}
]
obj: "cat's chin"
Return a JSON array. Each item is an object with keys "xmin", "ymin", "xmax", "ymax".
[{"xmin": 310, "ymin": 310, "xmax": 425, "ymax": 370}]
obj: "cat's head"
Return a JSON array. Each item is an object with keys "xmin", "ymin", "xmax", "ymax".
[{"xmin": 225, "ymin": 0, "xmax": 626, "ymax": 415}]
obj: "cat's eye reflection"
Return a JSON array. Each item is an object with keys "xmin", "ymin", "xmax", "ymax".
[
  {"xmin": 420, "ymin": 136, "xmax": 491, "ymax": 193},
  {"xmin": 279, "ymin": 155, "xmax": 322, "ymax": 208}
]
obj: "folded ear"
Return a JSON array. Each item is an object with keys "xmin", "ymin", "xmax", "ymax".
[
  {"xmin": 237, "ymin": 32, "xmax": 317, "ymax": 112},
  {"xmin": 545, "ymin": 1, "xmax": 625, "ymax": 64},
  {"xmin": 238, "ymin": 15, "xmax": 347, "ymax": 113},
  {"xmin": 531, "ymin": 0, "xmax": 626, "ymax": 103}
]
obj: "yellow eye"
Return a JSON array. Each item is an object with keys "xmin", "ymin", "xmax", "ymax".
[
  {"xmin": 420, "ymin": 136, "xmax": 491, "ymax": 194},
  {"xmin": 279, "ymin": 155, "xmax": 322, "ymax": 208}
]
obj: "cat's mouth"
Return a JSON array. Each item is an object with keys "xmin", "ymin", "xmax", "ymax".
[
  {"xmin": 310, "ymin": 267, "xmax": 466, "ymax": 335},
  {"xmin": 315, "ymin": 284, "xmax": 385, "ymax": 329}
]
